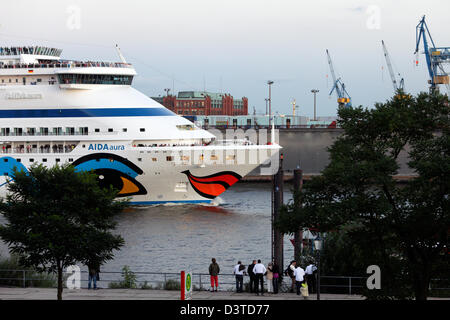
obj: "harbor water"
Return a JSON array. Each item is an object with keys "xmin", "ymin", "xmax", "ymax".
[{"xmin": 0, "ymin": 182, "xmax": 297, "ymax": 286}]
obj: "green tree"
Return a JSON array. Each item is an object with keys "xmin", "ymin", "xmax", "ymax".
[
  {"xmin": 276, "ymin": 91, "xmax": 449, "ymax": 300},
  {"xmin": 0, "ymin": 164, "xmax": 127, "ymax": 300}
]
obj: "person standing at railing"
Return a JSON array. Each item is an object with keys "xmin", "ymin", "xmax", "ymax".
[
  {"xmin": 266, "ymin": 262, "xmax": 273, "ymax": 293},
  {"xmin": 233, "ymin": 261, "xmax": 246, "ymax": 293},
  {"xmin": 247, "ymin": 260, "xmax": 257, "ymax": 293},
  {"xmin": 87, "ymin": 261, "xmax": 100, "ymax": 290},
  {"xmin": 294, "ymin": 264, "xmax": 306, "ymax": 296},
  {"xmin": 208, "ymin": 258, "xmax": 220, "ymax": 292},
  {"xmin": 272, "ymin": 262, "xmax": 280, "ymax": 294},
  {"xmin": 305, "ymin": 263, "xmax": 318, "ymax": 294},
  {"xmin": 253, "ymin": 260, "xmax": 266, "ymax": 296}
]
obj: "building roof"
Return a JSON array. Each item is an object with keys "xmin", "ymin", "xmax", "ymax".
[{"xmin": 177, "ymin": 91, "xmax": 225, "ymax": 100}]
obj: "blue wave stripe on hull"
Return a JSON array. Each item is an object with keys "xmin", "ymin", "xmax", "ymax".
[
  {"xmin": 0, "ymin": 108, "xmax": 174, "ymax": 118},
  {"xmin": 129, "ymin": 200, "xmax": 212, "ymax": 205}
]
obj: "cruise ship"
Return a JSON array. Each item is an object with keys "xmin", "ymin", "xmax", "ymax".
[{"xmin": 0, "ymin": 46, "xmax": 280, "ymax": 205}]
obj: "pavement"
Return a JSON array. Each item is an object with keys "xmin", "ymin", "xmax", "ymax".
[{"xmin": 0, "ymin": 287, "xmax": 366, "ymax": 300}]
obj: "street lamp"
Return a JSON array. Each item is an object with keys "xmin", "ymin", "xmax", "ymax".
[
  {"xmin": 267, "ymin": 80, "xmax": 274, "ymax": 128},
  {"xmin": 311, "ymin": 89, "xmax": 319, "ymax": 121},
  {"xmin": 265, "ymin": 98, "xmax": 269, "ymax": 115},
  {"xmin": 314, "ymin": 235, "xmax": 323, "ymax": 300},
  {"xmin": 164, "ymin": 88, "xmax": 171, "ymax": 96}
]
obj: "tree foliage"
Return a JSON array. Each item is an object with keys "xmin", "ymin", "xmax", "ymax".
[
  {"xmin": 0, "ymin": 164, "xmax": 127, "ymax": 300},
  {"xmin": 276, "ymin": 91, "xmax": 450, "ymax": 300}
]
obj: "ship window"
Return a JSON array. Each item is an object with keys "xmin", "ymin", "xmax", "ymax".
[
  {"xmin": 43, "ymin": 159, "xmax": 47, "ymax": 162},
  {"xmin": 122, "ymin": 128, "xmax": 127, "ymax": 132},
  {"xmin": 138, "ymin": 158, "xmax": 142, "ymax": 162},
  {"xmin": 37, "ymin": 79, "xmax": 42, "ymax": 82},
  {"xmin": 166, "ymin": 156, "xmax": 173, "ymax": 161},
  {"xmin": 16, "ymin": 159, "xmax": 21, "ymax": 162},
  {"xmin": 55, "ymin": 159, "xmax": 60, "ymax": 162},
  {"xmin": 152, "ymin": 158, "xmax": 157, "ymax": 162},
  {"xmin": 95, "ymin": 128, "xmax": 100, "ymax": 133},
  {"xmin": 29, "ymin": 159, "xmax": 34, "ymax": 162},
  {"xmin": 69, "ymin": 158, "xmax": 73, "ymax": 162},
  {"xmin": 3, "ymin": 158, "xmax": 8, "ymax": 162},
  {"xmin": 57, "ymin": 73, "xmax": 133, "ymax": 85},
  {"xmin": 140, "ymin": 128, "xmax": 145, "ymax": 132},
  {"xmin": 108, "ymin": 128, "xmax": 113, "ymax": 132}
]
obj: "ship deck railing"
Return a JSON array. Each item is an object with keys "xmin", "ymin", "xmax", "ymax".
[
  {"xmin": 0, "ymin": 131, "xmax": 119, "ymax": 137},
  {"xmin": 0, "ymin": 61, "xmax": 133, "ymax": 70}
]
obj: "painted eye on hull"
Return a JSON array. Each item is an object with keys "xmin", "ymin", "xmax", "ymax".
[
  {"xmin": 73, "ymin": 153, "xmax": 147, "ymax": 197},
  {"xmin": 93, "ymin": 168, "xmax": 146, "ymax": 196},
  {"xmin": 182, "ymin": 170, "xmax": 241, "ymax": 199}
]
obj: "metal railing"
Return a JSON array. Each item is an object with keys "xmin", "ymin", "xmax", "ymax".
[
  {"xmin": 0, "ymin": 269, "xmax": 448, "ymax": 295},
  {"xmin": 0, "ymin": 61, "xmax": 133, "ymax": 70}
]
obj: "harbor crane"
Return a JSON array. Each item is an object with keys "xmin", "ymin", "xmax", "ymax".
[
  {"xmin": 326, "ymin": 49, "xmax": 352, "ymax": 108},
  {"xmin": 382, "ymin": 40, "xmax": 405, "ymax": 92},
  {"xmin": 414, "ymin": 15, "xmax": 450, "ymax": 93}
]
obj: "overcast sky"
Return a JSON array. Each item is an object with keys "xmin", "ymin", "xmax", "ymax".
[{"xmin": 0, "ymin": 0, "xmax": 449, "ymax": 117}]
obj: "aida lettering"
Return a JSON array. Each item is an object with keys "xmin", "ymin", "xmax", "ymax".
[{"xmin": 88, "ymin": 144, "xmax": 125, "ymax": 151}]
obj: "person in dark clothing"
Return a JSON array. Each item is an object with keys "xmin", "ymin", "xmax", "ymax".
[
  {"xmin": 272, "ymin": 262, "xmax": 280, "ymax": 294},
  {"xmin": 208, "ymin": 258, "xmax": 220, "ymax": 292},
  {"xmin": 87, "ymin": 261, "xmax": 100, "ymax": 290},
  {"xmin": 253, "ymin": 259, "xmax": 266, "ymax": 296},
  {"xmin": 247, "ymin": 260, "xmax": 257, "ymax": 293}
]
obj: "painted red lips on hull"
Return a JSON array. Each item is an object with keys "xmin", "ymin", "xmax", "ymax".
[{"xmin": 182, "ymin": 170, "xmax": 242, "ymax": 199}]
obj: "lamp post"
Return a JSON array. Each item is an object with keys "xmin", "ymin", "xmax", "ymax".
[
  {"xmin": 265, "ymin": 98, "xmax": 269, "ymax": 115},
  {"xmin": 311, "ymin": 89, "xmax": 319, "ymax": 121},
  {"xmin": 267, "ymin": 80, "xmax": 274, "ymax": 128},
  {"xmin": 164, "ymin": 88, "xmax": 171, "ymax": 96},
  {"xmin": 314, "ymin": 235, "xmax": 323, "ymax": 300}
]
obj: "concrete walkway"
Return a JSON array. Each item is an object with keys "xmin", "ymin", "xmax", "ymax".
[{"xmin": 0, "ymin": 287, "xmax": 365, "ymax": 300}]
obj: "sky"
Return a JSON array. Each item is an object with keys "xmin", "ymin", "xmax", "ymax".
[{"xmin": 0, "ymin": 0, "xmax": 449, "ymax": 117}]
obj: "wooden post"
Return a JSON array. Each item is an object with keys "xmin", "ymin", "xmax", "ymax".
[
  {"xmin": 293, "ymin": 169, "xmax": 303, "ymax": 261},
  {"xmin": 272, "ymin": 153, "xmax": 284, "ymax": 274}
]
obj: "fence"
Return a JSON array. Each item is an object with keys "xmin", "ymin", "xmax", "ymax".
[{"xmin": 0, "ymin": 269, "xmax": 448, "ymax": 296}]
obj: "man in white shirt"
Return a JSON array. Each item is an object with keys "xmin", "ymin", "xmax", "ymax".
[
  {"xmin": 305, "ymin": 263, "xmax": 317, "ymax": 294},
  {"xmin": 233, "ymin": 261, "xmax": 245, "ymax": 293},
  {"xmin": 253, "ymin": 259, "xmax": 267, "ymax": 296},
  {"xmin": 294, "ymin": 265, "xmax": 305, "ymax": 295}
]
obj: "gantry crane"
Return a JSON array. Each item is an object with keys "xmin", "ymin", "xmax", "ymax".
[
  {"xmin": 326, "ymin": 49, "xmax": 352, "ymax": 108},
  {"xmin": 414, "ymin": 15, "xmax": 450, "ymax": 93},
  {"xmin": 382, "ymin": 40, "xmax": 405, "ymax": 92}
]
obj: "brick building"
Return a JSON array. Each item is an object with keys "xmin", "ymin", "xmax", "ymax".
[{"xmin": 155, "ymin": 91, "xmax": 248, "ymax": 116}]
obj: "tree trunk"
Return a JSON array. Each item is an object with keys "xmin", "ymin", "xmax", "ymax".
[
  {"xmin": 408, "ymin": 247, "xmax": 431, "ymax": 301},
  {"xmin": 413, "ymin": 272, "xmax": 430, "ymax": 301},
  {"xmin": 57, "ymin": 262, "xmax": 63, "ymax": 300}
]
